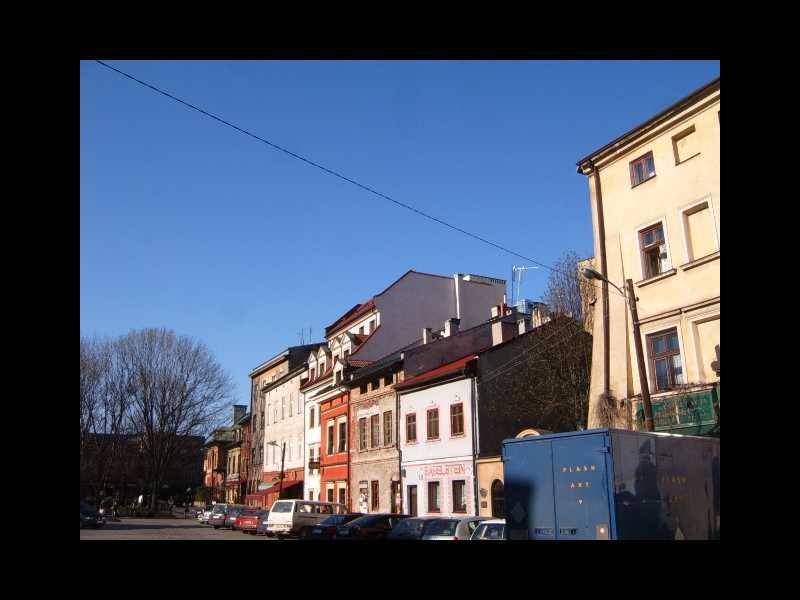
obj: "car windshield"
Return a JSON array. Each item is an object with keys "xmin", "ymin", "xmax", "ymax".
[
  {"xmin": 423, "ymin": 519, "xmax": 458, "ymax": 536},
  {"xmin": 319, "ymin": 515, "xmax": 351, "ymax": 526},
  {"xmin": 390, "ymin": 519, "xmax": 426, "ymax": 537},
  {"xmin": 348, "ymin": 514, "xmax": 386, "ymax": 527},
  {"xmin": 271, "ymin": 501, "xmax": 293, "ymax": 513},
  {"xmin": 481, "ymin": 524, "xmax": 505, "ymax": 539}
]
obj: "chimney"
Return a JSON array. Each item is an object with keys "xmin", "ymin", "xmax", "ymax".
[
  {"xmin": 492, "ymin": 319, "xmax": 517, "ymax": 347},
  {"xmin": 517, "ymin": 314, "xmax": 531, "ymax": 335},
  {"xmin": 443, "ymin": 318, "xmax": 460, "ymax": 338},
  {"xmin": 491, "ymin": 305, "xmax": 502, "ymax": 319},
  {"xmin": 423, "ymin": 327, "xmax": 433, "ymax": 344},
  {"xmin": 232, "ymin": 404, "xmax": 247, "ymax": 424}
]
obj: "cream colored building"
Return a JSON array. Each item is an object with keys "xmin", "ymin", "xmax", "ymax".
[{"xmin": 577, "ymin": 77, "xmax": 720, "ymax": 434}]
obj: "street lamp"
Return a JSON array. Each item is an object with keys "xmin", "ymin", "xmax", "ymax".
[
  {"xmin": 266, "ymin": 441, "xmax": 286, "ymax": 501},
  {"xmin": 581, "ymin": 267, "xmax": 655, "ymax": 432}
]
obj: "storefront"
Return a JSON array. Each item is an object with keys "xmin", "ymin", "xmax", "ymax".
[{"xmin": 402, "ymin": 458, "xmax": 475, "ymax": 518}]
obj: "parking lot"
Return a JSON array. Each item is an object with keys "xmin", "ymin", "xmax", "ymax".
[{"xmin": 80, "ymin": 518, "xmax": 279, "ymax": 540}]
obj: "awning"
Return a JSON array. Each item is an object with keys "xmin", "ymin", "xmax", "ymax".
[{"xmin": 252, "ymin": 479, "xmax": 304, "ymax": 495}]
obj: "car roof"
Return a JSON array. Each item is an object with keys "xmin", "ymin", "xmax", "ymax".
[{"xmin": 477, "ymin": 519, "xmax": 506, "ymax": 525}]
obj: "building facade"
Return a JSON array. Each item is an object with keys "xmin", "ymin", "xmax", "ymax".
[{"xmin": 576, "ymin": 77, "xmax": 720, "ymax": 434}]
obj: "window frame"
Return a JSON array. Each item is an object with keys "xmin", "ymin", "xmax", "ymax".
[
  {"xmin": 450, "ymin": 403, "xmax": 464, "ymax": 437},
  {"xmin": 427, "ymin": 481, "xmax": 441, "ymax": 513},
  {"xmin": 327, "ymin": 420, "xmax": 335, "ymax": 455},
  {"xmin": 406, "ymin": 413, "xmax": 417, "ymax": 444},
  {"xmin": 426, "ymin": 407, "xmax": 440, "ymax": 441},
  {"xmin": 452, "ymin": 480, "xmax": 467, "ymax": 513},
  {"xmin": 358, "ymin": 417, "xmax": 368, "ymax": 451},
  {"xmin": 646, "ymin": 327, "xmax": 685, "ymax": 392},
  {"xmin": 637, "ymin": 219, "xmax": 672, "ymax": 281},
  {"xmin": 629, "ymin": 150, "xmax": 656, "ymax": 188},
  {"xmin": 370, "ymin": 414, "xmax": 380, "ymax": 449},
  {"xmin": 383, "ymin": 411, "xmax": 393, "ymax": 446},
  {"xmin": 337, "ymin": 420, "xmax": 347, "ymax": 454},
  {"xmin": 671, "ymin": 125, "xmax": 700, "ymax": 165},
  {"xmin": 371, "ymin": 480, "xmax": 379, "ymax": 511}
]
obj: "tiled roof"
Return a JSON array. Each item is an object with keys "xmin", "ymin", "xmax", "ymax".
[
  {"xmin": 395, "ymin": 355, "xmax": 476, "ymax": 391},
  {"xmin": 348, "ymin": 359, "xmax": 372, "ymax": 368},
  {"xmin": 300, "ymin": 364, "xmax": 335, "ymax": 391},
  {"xmin": 325, "ymin": 299, "xmax": 376, "ymax": 337}
]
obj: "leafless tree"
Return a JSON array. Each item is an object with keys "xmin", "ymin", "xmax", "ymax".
[
  {"xmin": 114, "ymin": 328, "xmax": 233, "ymax": 509},
  {"xmin": 541, "ymin": 250, "xmax": 595, "ymax": 332}
]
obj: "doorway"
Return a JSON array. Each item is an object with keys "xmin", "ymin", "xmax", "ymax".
[
  {"xmin": 491, "ymin": 479, "xmax": 505, "ymax": 518},
  {"xmin": 407, "ymin": 485, "xmax": 417, "ymax": 517}
]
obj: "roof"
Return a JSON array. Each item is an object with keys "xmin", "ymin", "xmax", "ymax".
[
  {"xmin": 395, "ymin": 354, "xmax": 476, "ymax": 391},
  {"xmin": 250, "ymin": 343, "xmax": 325, "ymax": 377},
  {"xmin": 349, "ymin": 338, "xmax": 422, "ymax": 383},
  {"xmin": 348, "ymin": 359, "xmax": 372, "ymax": 368},
  {"xmin": 325, "ymin": 299, "xmax": 376, "ymax": 338},
  {"xmin": 300, "ymin": 364, "xmax": 335, "ymax": 391},
  {"xmin": 576, "ymin": 77, "xmax": 720, "ymax": 171}
]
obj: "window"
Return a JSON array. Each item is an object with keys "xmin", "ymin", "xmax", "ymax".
[
  {"xmin": 371, "ymin": 379, "xmax": 380, "ymax": 392},
  {"xmin": 406, "ymin": 413, "xmax": 417, "ymax": 443},
  {"xmin": 359, "ymin": 326, "xmax": 364, "ymax": 335},
  {"xmin": 370, "ymin": 414, "xmax": 380, "ymax": 448},
  {"xmin": 384, "ymin": 411, "xmax": 393, "ymax": 445},
  {"xmin": 273, "ymin": 407, "xmax": 277, "ymax": 424},
  {"xmin": 384, "ymin": 373, "xmax": 393, "ymax": 387},
  {"xmin": 371, "ymin": 481, "xmax": 379, "ymax": 511},
  {"xmin": 281, "ymin": 397, "xmax": 285, "ymax": 420},
  {"xmin": 408, "ymin": 485, "xmax": 418, "ymax": 517},
  {"xmin": 369, "ymin": 319, "xmax": 376, "ymax": 333},
  {"xmin": 452, "ymin": 481, "xmax": 467, "ymax": 513},
  {"xmin": 289, "ymin": 393, "xmax": 293, "ymax": 417},
  {"xmin": 319, "ymin": 363, "xmax": 325, "ymax": 377},
  {"xmin": 427, "ymin": 408, "xmax": 439, "ymax": 440},
  {"xmin": 266, "ymin": 404, "xmax": 270, "ymax": 427},
  {"xmin": 338, "ymin": 421, "xmax": 347, "ymax": 453},
  {"xmin": 344, "ymin": 349, "xmax": 350, "ymax": 359},
  {"xmin": 672, "ymin": 125, "xmax": 700, "ymax": 164},
  {"xmin": 327, "ymin": 421, "xmax": 334, "ymax": 455},
  {"xmin": 360, "ymin": 382, "xmax": 368, "ymax": 394},
  {"xmin": 359, "ymin": 417, "xmax": 368, "ymax": 451},
  {"xmin": 338, "ymin": 486, "xmax": 347, "ymax": 507},
  {"xmin": 647, "ymin": 328, "xmax": 685, "ymax": 392},
  {"xmin": 308, "ymin": 491, "xmax": 314, "ymax": 501},
  {"xmin": 296, "ymin": 392, "xmax": 301, "ymax": 415},
  {"xmin": 309, "ymin": 407, "xmax": 315, "ymax": 429},
  {"xmin": 327, "ymin": 489, "xmax": 334, "ymax": 503},
  {"xmin": 428, "ymin": 481, "xmax": 440, "ymax": 512},
  {"xmin": 682, "ymin": 201, "xmax": 717, "ymax": 262},
  {"xmin": 639, "ymin": 223, "xmax": 670, "ymax": 279},
  {"xmin": 450, "ymin": 403, "xmax": 464, "ymax": 436},
  {"xmin": 630, "ymin": 151, "xmax": 656, "ymax": 187}
]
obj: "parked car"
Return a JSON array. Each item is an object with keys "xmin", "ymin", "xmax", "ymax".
[
  {"xmin": 335, "ymin": 513, "xmax": 409, "ymax": 540},
  {"xmin": 80, "ymin": 502, "xmax": 104, "ymax": 529},
  {"xmin": 208, "ymin": 504, "xmax": 231, "ymax": 529},
  {"xmin": 303, "ymin": 513, "xmax": 364, "ymax": 539},
  {"xmin": 421, "ymin": 516, "xmax": 488, "ymax": 540},
  {"xmin": 470, "ymin": 519, "xmax": 506, "ymax": 540},
  {"xmin": 237, "ymin": 509, "xmax": 267, "ymax": 534},
  {"xmin": 386, "ymin": 516, "xmax": 437, "ymax": 540},
  {"xmin": 255, "ymin": 510, "xmax": 271, "ymax": 536},
  {"xmin": 264, "ymin": 500, "xmax": 348, "ymax": 538},
  {"xmin": 199, "ymin": 507, "xmax": 214, "ymax": 524},
  {"xmin": 225, "ymin": 505, "xmax": 246, "ymax": 530}
]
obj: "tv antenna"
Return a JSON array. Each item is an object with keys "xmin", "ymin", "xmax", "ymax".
[{"xmin": 510, "ymin": 265, "xmax": 539, "ymax": 306}]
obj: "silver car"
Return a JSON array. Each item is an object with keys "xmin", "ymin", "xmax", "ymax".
[
  {"xmin": 421, "ymin": 516, "xmax": 489, "ymax": 540},
  {"xmin": 470, "ymin": 519, "xmax": 506, "ymax": 540}
]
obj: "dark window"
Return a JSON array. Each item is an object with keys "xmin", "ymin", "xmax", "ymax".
[
  {"xmin": 338, "ymin": 421, "xmax": 347, "ymax": 453},
  {"xmin": 427, "ymin": 409, "xmax": 439, "ymax": 440},
  {"xmin": 338, "ymin": 487, "xmax": 347, "ymax": 507},
  {"xmin": 309, "ymin": 407, "xmax": 315, "ymax": 429},
  {"xmin": 371, "ymin": 481, "xmax": 379, "ymax": 511},
  {"xmin": 344, "ymin": 349, "xmax": 350, "ymax": 359},
  {"xmin": 359, "ymin": 326, "xmax": 364, "ymax": 335},
  {"xmin": 335, "ymin": 371, "xmax": 342, "ymax": 384},
  {"xmin": 452, "ymin": 480, "xmax": 467, "ymax": 513},
  {"xmin": 370, "ymin": 414, "xmax": 380, "ymax": 448},
  {"xmin": 384, "ymin": 373, "xmax": 393, "ymax": 387},
  {"xmin": 450, "ymin": 403, "xmax": 464, "ymax": 436},
  {"xmin": 359, "ymin": 417, "xmax": 367, "ymax": 451},
  {"xmin": 327, "ymin": 422, "xmax": 334, "ymax": 455},
  {"xmin": 428, "ymin": 481, "xmax": 440, "ymax": 512},
  {"xmin": 319, "ymin": 363, "xmax": 325, "ymax": 376},
  {"xmin": 371, "ymin": 378, "xmax": 380, "ymax": 392},
  {"xmin": 327, "ymin": 489, "xmax": 334, "ymax": 503},
  {"xmin": 630, "ymin": 151, "xmax": 656, "ymax": 187},
  {"xmin": 407, "ymin": 485, "xmax": 418, "ymax": 517},
  {"xmin": 406, "ymin": 413, "xmax": 417, "ymax": 443},
  {"xmin": 369, "ymin": 319, "xmax": 376, "ymax": 333},
  {"xmin": 360, "ymin": 382, "xmax": 368, "ymax": 395},
  {"xmin": 383, "ymin": 411, "xmax": 393, "ymax": 445},
  {"xmin": 639, "ymin": 223, "xmax": 669, "ymax": 279},
  {"xmin": 647, "ymin": 328, "xmax": 684, "ymax": 392}
]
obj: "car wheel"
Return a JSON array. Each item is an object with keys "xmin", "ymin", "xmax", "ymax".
[{"xmin": 213, "ymin": 526, "xmax": 219, "ymax": 529}]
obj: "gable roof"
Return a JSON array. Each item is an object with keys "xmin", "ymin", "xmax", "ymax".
[{"xmin": 395, "ymin": 354, "xmax": 477, "ymax": 392}]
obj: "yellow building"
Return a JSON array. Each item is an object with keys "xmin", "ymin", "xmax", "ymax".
[{"xmin": 576, "ymin": 77, "xmax": 720, "ymax": 434}]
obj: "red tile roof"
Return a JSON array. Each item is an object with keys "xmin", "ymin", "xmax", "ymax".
[
  {"xmin": 325, "ymin": 299, "xmax": 376, "ymax": 337},
  {"xmin": 300, "ymin": 365, "xmax": 335, "ymax": 390},
  {"xmin": 348, "ymin": 359, "xmax": 372, "ymax": 368},
  {"xmin": 396, "ymin": 355, "xmax": 477, "ymax": 390}
]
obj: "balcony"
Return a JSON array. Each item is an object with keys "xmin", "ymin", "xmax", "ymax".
[{"xmin": 634, "ymin": 384, "xmax": 719, "ymax": 435}]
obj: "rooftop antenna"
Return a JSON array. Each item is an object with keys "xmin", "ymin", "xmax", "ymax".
[{"xmin": 511, "ymin": 265, "xmax": 539, "ymax": 306}]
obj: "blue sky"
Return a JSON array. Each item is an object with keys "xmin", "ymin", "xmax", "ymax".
[{"xmin": 80, "ymin": 60, "xmax": 720, "ymax": 406}]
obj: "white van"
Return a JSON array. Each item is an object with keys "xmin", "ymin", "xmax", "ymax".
[{"xmin": 264, "ymin": 500, "xmax": 348, "ymax": 538}]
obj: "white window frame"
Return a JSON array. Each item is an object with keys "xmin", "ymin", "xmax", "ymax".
[
  {"xmin": 679, "ymin": 195, "xmax": 719, "ymax": 264},
  {"xmin": 671, "ymin": 124, "xmax": 700, "ymax": 165},
  {"xmin": 635, "ymin": 216, "xmax": 673, "ymax": 281}
]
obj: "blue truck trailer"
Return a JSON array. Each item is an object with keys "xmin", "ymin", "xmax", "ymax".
[{"xmin": 502, "ymin": 429, "xmax": 719, "ymax": 540}]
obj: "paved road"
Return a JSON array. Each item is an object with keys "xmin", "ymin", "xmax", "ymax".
[{"xmin": 80, "ymin": 518, "xmax": 276, "ymax": 540}]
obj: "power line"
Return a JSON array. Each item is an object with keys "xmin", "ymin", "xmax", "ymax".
[{"xmin": 92, "ymin": 60, "xmax": 626, "ymax": 301}]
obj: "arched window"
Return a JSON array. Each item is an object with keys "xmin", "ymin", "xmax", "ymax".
[{"xmin": 491, "ymin": 479, "xmax": 505, "ymax": 518}]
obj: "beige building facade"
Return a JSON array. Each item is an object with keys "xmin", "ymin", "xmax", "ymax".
[{"xmin": 577, "ymin": 77, "xmax": 720, "ymax": 434}]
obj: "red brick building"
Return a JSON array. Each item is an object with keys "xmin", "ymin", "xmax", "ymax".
[{"xmin": 319, "ymin": 391, "xmax": 350, "ymax": 508}]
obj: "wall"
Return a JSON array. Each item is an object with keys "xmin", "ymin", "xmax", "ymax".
[
  {"xmin": 475, "ymin": 458, "xmax": 504, "ymax": 517},
  {"xmin": 584, "ymin": 86, "xmax": 720, "ymax": 427},
  {"xmin": 262, "ymin": 370, "xmax": 305, "ymax": 477}
]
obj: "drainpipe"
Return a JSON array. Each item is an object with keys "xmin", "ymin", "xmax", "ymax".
[
  {"xmin": 397, "ymin": 360, "xmax": 404, "ymax": 515},
  {"xmin": 470, "ymin": 373, "xmax": 479, "ymax": 517}
]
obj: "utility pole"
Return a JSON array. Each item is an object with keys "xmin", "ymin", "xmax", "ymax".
[
  {"xmin": 626, "ymin": 279, "xmax": 655, "ymax": 432},
  {"xmin": 278, "ymin": 442, "xmax": 286, "ymax": 499}
]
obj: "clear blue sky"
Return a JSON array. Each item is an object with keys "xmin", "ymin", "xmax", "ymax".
[{"xmin": 80, "ymin": 60, "xmax": 720, "ymax": 407}]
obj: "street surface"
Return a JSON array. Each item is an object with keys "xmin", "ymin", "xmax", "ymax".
[{"xmin": 80, "ymin": 517, "xmax": 277, "ymax": 540}]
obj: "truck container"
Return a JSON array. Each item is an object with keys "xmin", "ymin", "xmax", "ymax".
[{"xmin": 502, "ymin": 428, "xmax": 719, "ymax": 540}]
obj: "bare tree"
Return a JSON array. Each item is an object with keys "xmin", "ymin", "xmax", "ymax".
[
  {"xmin": 541, "ymin": 250, "xmax": 595, "ymax": 331},
  {"xmin": 115, "ymin": 328, "xmax": 233, "ymax": 509}
]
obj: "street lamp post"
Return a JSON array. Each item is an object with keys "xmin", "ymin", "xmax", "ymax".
[
  {"xmin": 267, "ymin": 441, "xmax": 286, "ymax": 501},
  {"xmin": 582, "ymin": 267, "xmax": 655, "ymax": 432}
]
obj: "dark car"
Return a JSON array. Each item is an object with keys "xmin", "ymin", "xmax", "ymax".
[
  {"xmin": 225, "ymin": 506, "xmax": 246, "ymax": 530},
  {"xmin": 302, "ymin": 513, "xmax": 364, "ymax": 539},
  {"xmin": 80, "ymin": 502, "xmax": 104, "ymax": 529},
  {"xmin": 335, "ymin": 514, "xmax": 409, "ymax": 540},
  {"xmin": 385, "ymin": 516, "xmax": 433, "ymax": 540},
  {"xmin": 255, "ymin": 510, "xmax": 271, "ymax": 536},
  {"xmin": 237, "ymin": 510, "xmax": 267, "ymax": 534}
]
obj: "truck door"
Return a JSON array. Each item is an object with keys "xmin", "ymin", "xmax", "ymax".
[{"xmin": 552, "ymin": 434, "xmax": 613, "ymax": 540}]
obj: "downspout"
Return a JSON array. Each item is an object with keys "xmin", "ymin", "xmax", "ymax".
[
  {"xmin": 590, "ymin": 160, "xmax": 611, "ymax": 398},
  {"xmin": 471, "ymin": 370, "xmax": 480, "ymax": 517}
]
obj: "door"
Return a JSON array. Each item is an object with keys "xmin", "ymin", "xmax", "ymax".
[
  {"xmin": 390, "ymin": 481, "xmax": 400, "ymax": 514},
  {"xmin": 552, "ymin": 434, "xmax": 612, "ymax": 540},
  {"xmin": 407, "ymin": 485, "xmax": 418, "ymax": 517},
  {"xmin": 490, "ymin": 480, "xmax": 504, "ymax": 517}
]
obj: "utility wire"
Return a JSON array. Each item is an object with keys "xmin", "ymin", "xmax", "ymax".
[{"xmin": 93, "ymin": 60, "xmax": 626, "ymax": 301}]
